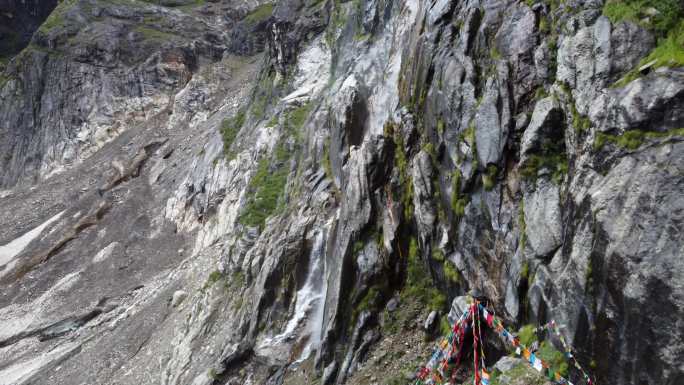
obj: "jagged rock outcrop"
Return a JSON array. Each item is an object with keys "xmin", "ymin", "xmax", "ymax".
[{"xmin": 0, "ymin": 0, "xmax": 682, "ymax": 385}]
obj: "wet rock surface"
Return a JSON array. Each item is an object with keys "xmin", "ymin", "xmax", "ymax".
[{"xmin": 0, "ymin": 0, "xmax": 683, "ymax": 385}]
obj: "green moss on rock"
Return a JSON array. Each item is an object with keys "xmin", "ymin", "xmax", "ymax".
[
  {"xmin": 594, "ymin": 128, "xmax": 684, "ymax": 150},
  {"xmin": 238, "ymin": 151, "xmax": 289, "ymax": 229},
  {"xmin": 245, "ymin": 3, "xmax": 274, "ymax": 24},
  {"xmin": 482, "ymin": 164, "xmax": 498, "ymax": 191},
  {"xmin": 403, "ymin": 238, "xmax": 447, "ymax": 312},
  {"xmin": 221, "ymin": 109, "xmax": 246, "ymax": 159}
]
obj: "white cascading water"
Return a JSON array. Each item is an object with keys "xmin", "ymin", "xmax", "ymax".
[{"xmin": 257, "ymin": 229, "xmax": 326, "ymax": 362}]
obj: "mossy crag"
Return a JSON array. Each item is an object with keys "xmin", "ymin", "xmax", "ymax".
[
  {"xmin": 605, "ymin": 0, "xmax": 684, "ymax": 86},
  {"xmin": 221, "ymin": 109, "xmax": 246, "ymax": 159},
  {"xmin": 402, "ymin": 238, "xmax": 447, "ymax": 312},
  {"xmin": 594, "ymin": 127, "xmax": 684, "ymax": 151}
]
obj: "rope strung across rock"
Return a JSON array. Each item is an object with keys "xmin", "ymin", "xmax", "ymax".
[
  {"xmin": 414, "ymin": 299, "xmax": 595, "ymax": 385},
  {"xmin": 532, "ymin": 320, "xmax": 593, "ymax": 384}
]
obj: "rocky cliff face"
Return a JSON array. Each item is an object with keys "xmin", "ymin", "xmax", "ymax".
[{"xmin": 0, "ymin": 1, "xmax": 682, "ymax": 385}]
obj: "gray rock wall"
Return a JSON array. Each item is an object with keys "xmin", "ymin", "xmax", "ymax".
[{"xmin": 0, "ymin": 0, "xmax": 682, "ymax": 385}]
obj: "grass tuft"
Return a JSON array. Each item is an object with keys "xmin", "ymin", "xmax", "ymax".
[
  {"xmin": 594, "ymin": 128, "xmax": 684, "ymax": 150},
  {"xmin": 517, "ymin": 324, "xmax": 538, "ymax": 346},
  {"xmin": 603, "ymin": 0, "xmax": 682, "ymax": 37},
  {"xmin": 606, "ymin": 0, "xmax": 684, "ymax": 86},
  {"xmin": 450, "ymin": 169, "xmax": 468, "ymax": 217},
  {"xmin": 402, "ymin": 238, "xmax": 447, "ymax": 312},
  {"xmin": 482, "ymin": 164, "xmax": 498, "ymax": 191},
  {"xmin": 245, "ymin": 3, "xmax": 274, "ymax": 25},
  {"xmin": 238, "ymin": 149, "xmax": 289, "ymax": 229},
  {"xmin": 520, "ymin": 153, "xmax": 568, "ymax": 184},
  {"xmin": 221, "ymin": 109, "xmax": 246, "ymax": 159},
  {"xmin": 443, "ymin": 260, "xmax": 460, "ymax": 283}
]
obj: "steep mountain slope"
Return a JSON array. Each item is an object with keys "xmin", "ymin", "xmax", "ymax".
[{"xmin": 0, "ymin": 0, "xmax": 682, "ymax": 385}]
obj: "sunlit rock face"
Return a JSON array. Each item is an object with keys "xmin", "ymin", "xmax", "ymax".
[{"xmin": 0, "ymin": 1, "xmax": 682, "ymax": 385}]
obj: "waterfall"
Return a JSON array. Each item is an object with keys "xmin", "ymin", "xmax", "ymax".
[{"xmin": 257, "ymin": 229, "xmax": 326, "ymax": 362}]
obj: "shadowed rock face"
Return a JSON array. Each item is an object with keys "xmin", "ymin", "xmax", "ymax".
[
  {"xmin": 0, "ymin": 0, "xmax": 59, "ymax": 62},
  {"xmin": 0, "ymin": 1, "xmax": 682, "ymax": 385}
]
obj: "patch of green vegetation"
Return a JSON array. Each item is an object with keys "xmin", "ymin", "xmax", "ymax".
[
  {"xmin": 267, "ymin": 114, "xmax": 279, "ymax": 127},
  {"xmin": 325, "ymin": 0, "xmax": 348, "ymax": 48},
  {"xmin": 286, "ymin": 102, "xmax": 312, "ymax": 132},
  {"xmin": 443, "ymin": 260, "xmax": 460, "ymax": 283},
  {"xmin": 463, "ymin": 122, "xmax": 476, "ymax": 147},
  {"xmin": 519, "ymin": 126, "xmax": 568, "ymax": 184},
  {"xmin": 603, "ymin": 0, "xmax": 682, "ymax": 37},
  {"xmin": 450, "ymin": 169, "xmax": 468, "ymax": 217},
  {"xmin": 571, "ymin": 103, "xmax": 592, "ymax": 133},
  {"xmin": 534, "ymin": 86, "xmax": 548, "ymax": 100},
  {"xmin": 643, "ymin": 19, "xmax": 684, "ymax": 68},
  {"xmin": 557, "ymin": 84, "xmax": 591, "ymax": 134},
  {"xmin": 435, "ymin": 185, "xmax": 447, "ymax": 223},
  {"xmin": 250, "ymin": 71, "xmax": 276, "ymax": 121},
  {"xmin": 394, "ymin": 134, "xmax": 414, "ymax": 221},
  {"xmin": 482, "ymin": 164, "xmax": 498, "ymax": 191},
  {"xmin": 382, "ymin": 308, "xmax": 401, "ymax": 334},
  {"xmin": 548, "ymin": 35, "xmax": 559, "ymax": 81},
  {"xmin": 244, "ymin": 3, "xmax": 275, "ymax": 24},
  {"xmin": 537, "ymin": 341, "xmax": 570, "ymax": 377},
  {"xmin": 251, "ymin": 96, "xmax": 268, "ymax": 121},
  {"xmin": 520, "ymin": 153, "xmax": 568, "ymax": 184},
  {"xmin": 488, "ymin": 368, "xmax": 503, "ymax": 385},
  {"xmin": 606, "ymin": 0, "xmax": 684, "ymax": 86},
  {"xmin": 490, "ymin": 44, "xmax": 502, "ymax": 60},
  {"xmin": 176, "ymin": 0, "xmax": 206, "ymax": 11},
  {"xmin": 202, "ymin": 269, "xmax": 224, "ymax": 291},
  {"xmin": 322, "ymin": 138, "xmax": 334, "ymax": 182},
  {"xmin": 135, "ymin": 26, "xmax": 177, "ymax": 41},
  {"xmin": 306, "ymin": 0, "xmax": 326, "ymax": 8},
  {"xmin": 352, "ymin": 240, "xmax": 365, "ymax": 255},
  {"xmin": 39, "ymin": 0, "xmax": 77, "ymax": 32},
  {"xmin": 476, "ymin": 93, "xmax": 485, "ymax": 107},
  {"xmin": 439, "ymin": 314, "xmax": 452, "ymax": 336},
  {"xmin": 517, "ymin": 324, "xmax": 538, "ymax": 347},
  {"xmin": 432, "ymin": 248, "xmax": 445, "ymax": 262},
  {"xmin": 518, "ymin": 202, "xmax": 527, "ymax": 250},
  {"xmin": 238, "ymin": 149, "xmax": 289, "ymax": 229},
  {"xmin": 422, "ymin": 142, "xmax": 436, "ymax": 161},
  {"xmin": 353, "ymin": 32, "xmax": 370, "ymax": 41},
  {"xmin": 352, "ymin": 286, "xmax": 381, "ymax": 325},
  {"xmin": 415, "ymin": 87, "xmax": 428, "ymax": 112},
  {"xmin": 0, "ymin": 72, "xmax": 11, "ymax": 89},
  {"xmin": 221, "ymin": 109, "xmax": 246, "ymax": 159},
  {"xmin": 232, "ymin": 271, "xmax": 245, "ymax": 288},
  {"xmin": 520, "ymin": 261, "xmax": 530, "ymax": 283},
  {"xmin": 208, "ymin": 368, "xmax": 218, "ymax": 380},
  {"xmin": 437, "ymin": 118, "xmax": 445, "ymax": 135},
  {"xmin": 539, "ymin": 14, "xmax": 550, "ymax": 34},
  {"xmin": 622, "ymin": 20, "xmax": 684, "ymax": 84},
  {"xmin": 594, "ymin": 128, "xmax": 684, "ymax": 150},
  {"xmin": 585, "ymin": 258, "xmax": 595, "ymax": 296},
  {"xmin": 403, "ymin": 238, "xmax": 447, "ymax": 312}
]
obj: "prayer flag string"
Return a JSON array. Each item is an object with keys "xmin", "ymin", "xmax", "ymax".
[{"xmin": 413, "ymin": 299, "xmax": 595, "ymax": 385}]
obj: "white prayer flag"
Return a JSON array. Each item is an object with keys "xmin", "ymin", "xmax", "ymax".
[{"xmin": 533, "ymin": 358, "xmax": 543, "ymax": 372}]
